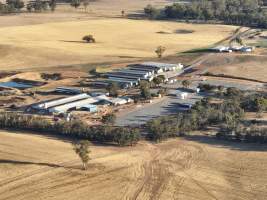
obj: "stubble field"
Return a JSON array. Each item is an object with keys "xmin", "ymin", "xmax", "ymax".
[
  {"xmin": 0, "ymin": 18, "xmax": 236, "ymax": 70},
  {"xmin": 0, "ymin": 130, "xmax": 267, "ymax": 200}
]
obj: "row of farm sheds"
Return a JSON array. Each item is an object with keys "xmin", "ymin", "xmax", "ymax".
[
  {"xmin": 104, "ymin": 62, "xmax": 184, "ymax": 88},
  {"xmin": 28, "ymin": 93, "xmax": 133, "ymax": 114}
]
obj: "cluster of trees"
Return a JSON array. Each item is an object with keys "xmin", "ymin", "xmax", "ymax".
[
  {"xmin": 147, "ymin": 85, "xmax": 267, "ymax": 143},
  {"xmin": 27, "ymin": 0, "xmax": 56, "ymax": 12},
  {"xmin": 0, "ymin": 112, "xmax": 140, "ymax": 146},
  {"xmin": 144, "ymin": 0, "xmax": 267, "ymax": 28},
  {"xmin": 0, "ymin": 0, "xmax": 56, "ymax": 13},
  {"xmin": 147, "ymin": 96, "xmax": 245, "ymax": 142},
  {"xmin": 0, "ymin": 0, "xmax": 24, "ymax": 13},
  {"xmin": 217, "ymin": 124, "xmax": 267, "ymax": 143},
  {"xmin": 70, "ymin": 0, "xmax": 90, "ymax": 11}
]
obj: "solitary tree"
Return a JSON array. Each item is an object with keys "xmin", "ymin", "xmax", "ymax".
[
  {"xmin": 182, "ymin": 80, "xmax": 191, "ymax": 89},
  {"xmin": 82, "ymin": 35, "xmax": 95, "ymax": 43},
  {"xmin": 155, "ymin": 46, "xmax": 166, "ymax": 58},
  {"xmin": 121, "ymin": 10, "xmax": 125, "ymax": 17},
  {"xmin": 72, "ymin": 140, "xmax": 90, "ymax": 170}
]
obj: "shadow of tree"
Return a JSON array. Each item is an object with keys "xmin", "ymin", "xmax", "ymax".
[
  {"xmin": 184, "ymin": 135, "xmax": 267, "ymax": 152},
  {"xmin": 0, "ymin": 159, "xmax": 64, "ymax": 168}
]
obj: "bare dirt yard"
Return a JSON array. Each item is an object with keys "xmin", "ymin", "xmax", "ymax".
[{"xmin": 0, "ymin": 130, "xmax": 267, "ymax": 200}]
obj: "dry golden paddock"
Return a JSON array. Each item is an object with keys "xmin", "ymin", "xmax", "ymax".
[
  {"xmin": 0, "ymin": 130, "xmax": 267, "ymax": 200},
  {"xmin": 0, "ymin": 18, "xmax": 236, "ymax": 70}
]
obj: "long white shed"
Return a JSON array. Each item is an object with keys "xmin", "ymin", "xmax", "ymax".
[{"xmin": 33, "ymin": 93, "xmax": 90, "ymax": 109}]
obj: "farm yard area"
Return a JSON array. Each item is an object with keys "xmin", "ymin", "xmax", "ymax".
[
  {"xmin": 0, "ymin": 0, "xmax": 267, "ymax": 199},
  {"xmin": 1, "ymin": 130, "xmax": 267, "ymax": 200}
]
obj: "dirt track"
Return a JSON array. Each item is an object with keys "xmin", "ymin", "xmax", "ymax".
[{"xmin": 0, "ymin": 130, "xmax": 267, "ymax": 200}]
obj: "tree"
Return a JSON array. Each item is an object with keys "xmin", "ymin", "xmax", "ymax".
[
  {"xmin": 121, "ymin": 10, "xmax": 125, "ymax": 17},
  {"xmin": 152, "ymin": 77, "xmax": 162, "ymax": 87},
  {"xmin": 49, "ymin": 0, "xmax": 56, "ymax": 11},
  {"xmin": 182, "ymin": 80, "xmax": 191, "ymax": 89},
  {"xmin": 71, "ymin": 0, "xmax": 80, "ymax": 9},
  {"xmin": 102, "ymin": 113, "xmax": 116, "ymax": 125},
  {"xmin": 140, "ymin": 81, "xmax": 151, "ymax": 99},
  {"xmin": 155, "ymin": 46, "xmax": 166, "ymax": 58},
  {"xmin": 82, "ymin": 0, "xmax": 89, "ymax": 12},
  {"xmin": 107, "ymin": 82, "xmax": 119, "ymax": 97},
  {"xmin": 144, "ymin": 4, "xmax": 160, "ymax": 19},
  {"xmin": 72, "ymin": 140, "xmax": 90, "ymax": 170},
  {"xmin": 82, "ymin": 35, "xmax": 95, "ymax": 43}
]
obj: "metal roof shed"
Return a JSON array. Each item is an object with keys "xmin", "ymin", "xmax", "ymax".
[
  {"xmin": 81, "ymin": 104, "xmax": 98, "ymax": 112},
  {"xmin": 49, "ymin": 97, "xmax": 99, "ymax": 113},
  {"xmin": 34, "ymin": 93, "xmax": 90, "ymax": 109}
]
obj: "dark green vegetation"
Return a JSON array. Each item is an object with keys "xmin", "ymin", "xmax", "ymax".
[
  {"xmin": 147, "ymin": 87, "xmax": 267, "ymax": 143},
  {"xmin": 82, "ymin": 35, "xmax": 96, "ymax": 43},
  {"xmin": 72, "ymin": 140, "xmax": 90, "ymax": 170},
  {"xmin": 102, "ymin": 113, "xmax": 116, "ymax": 125},
  {"xmin": 145, "ymin": 0, "xmax": 267, "ymax": 28},
  {"xmin": 0, "ymin": 112, "xmax": 140, "ymax": 146},
  {"xmin": 0, "ymin": 0, "xmax": 56, "ymax": 13}
]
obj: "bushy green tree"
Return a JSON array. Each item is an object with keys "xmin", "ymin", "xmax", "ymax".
[
  {"xmin": 140, "ymin": 81, "xmax": 151, "ymax": 100},
  {"xmin": 73, "ymin": 140, "xmax": 90, "ymax": 170},
  {"xmin": 6, "ymin": 0, "xmax": 24, "ymax": 11},
  {"xmin": 107, "ymin": 82, "xmax": 119, "ymax": 97},
  {"xmin": 102, "ymin": 113, "xmax": 116, "ymax": 125}
]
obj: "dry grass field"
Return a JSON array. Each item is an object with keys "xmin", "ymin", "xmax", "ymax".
[
  {"xmin": 0, "ymin": 17, "xmax": 236, "ymax": 70},
  {"xmin": 201, "ymin": 53, "xmax": 267, "ymax": 82},
  {"xmin": 1, "ymin": 130, "xmax": 267, "ymax": 200}
]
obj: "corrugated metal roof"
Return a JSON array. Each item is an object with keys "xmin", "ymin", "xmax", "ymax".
[{"xmin": 34, "ymin": 93, "xmax": 90, "ymax": 109}]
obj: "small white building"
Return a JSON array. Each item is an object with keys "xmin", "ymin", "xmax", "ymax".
[
  {"xmin": 168, "ymin": 90, "xmax": 189, "ymax": 99},
  {"xmin": 240, "ymin": 46, "xmax": 254, "ymax": 52},
  {"xmin": 176, "ymin": 92, "xmax": 188, "ymax": 99},
  {"xmin": 211, "ymin": 46, "xmax": 232, "ymax": 53}
]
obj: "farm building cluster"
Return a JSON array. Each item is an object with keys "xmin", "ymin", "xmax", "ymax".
[
  {"xmin": 94, "ymin": 62, "xmax": 184, "ymax": 88},
  {"xmin": 211, "ymin": 45, "xmax": 254, "ymax": 53},
  {"xmin": 28, "ymin": 92, "xmax": 133, "ymax": 114}
]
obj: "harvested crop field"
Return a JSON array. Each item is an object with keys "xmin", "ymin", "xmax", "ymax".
[
  {"xmin": 1, "ymin": 130, "xmax": 267, "ymax": 200},
  {"xmin": 202, "ymin": 54, "xmax": 267, "ymax": 82},
  {"xmin": 0, "ymin": 18, "xmax": 236, "ymax": 70}
]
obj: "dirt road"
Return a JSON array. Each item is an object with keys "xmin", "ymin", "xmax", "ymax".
[{"xmin": 0, "ymin": 130, "xmax": 267, "ymax": 200}]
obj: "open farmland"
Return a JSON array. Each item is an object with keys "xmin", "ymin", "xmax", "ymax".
[
  {"xmin": 204, "ymin": 54, "xmax": 267, "ymax": 82},
  {"xmin": 0, "ymin": 130, "xmax": 267, "ymax": 200},
  {"xmin": 0, "ymin": 18, "xmax": 236, "ymax": 70}
]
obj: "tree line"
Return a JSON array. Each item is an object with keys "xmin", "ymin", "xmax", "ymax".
[
  {"xmin": 0, "ymin": 112, "xmax": 140, "ymax": 146},
  {"xmin": 147, "ymin": 87, "xmax": 267, "ymax": 143},
  {"xmin": 0, "ymin": 0, "xmax": 91, "ymax": 14},
  {"xmin": 0, "ymin": 0, "xmax": 56, "ymax": 13},
  {"xmin": 144, "ymin": 0, "xmax": 267, "ymax": 28}
]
